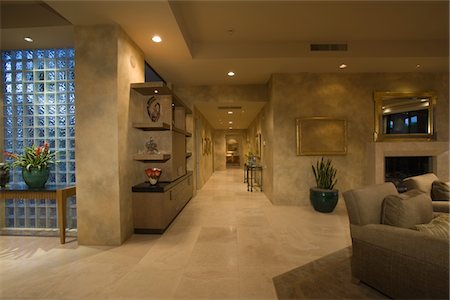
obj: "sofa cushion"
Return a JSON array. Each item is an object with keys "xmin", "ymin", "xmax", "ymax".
[
  {"xmin": 431, "ymin": 180, "xmax": 450, "ymax": 201},
  {"xmin": 381, "ymin": 192, "xmax": 433, "ymax": 228},
  {"xmin": 413, "ymin": 213, "xmax": 449, "ymax": 239},
  {"xmin": 403, "ymin": 173, "xmax": 439, "ymax": 195}
]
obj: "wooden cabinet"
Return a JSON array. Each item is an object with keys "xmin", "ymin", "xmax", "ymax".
[{"xmin": 130, "ymin": 82, "xmax": 193, "ymax": 233}]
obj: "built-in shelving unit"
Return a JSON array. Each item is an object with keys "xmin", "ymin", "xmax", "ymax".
[{"xmin": 130, "ymin": 81, "xmax": 193, "ymax": 234}]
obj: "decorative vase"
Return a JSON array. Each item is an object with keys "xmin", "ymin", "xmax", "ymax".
[
  {"xmin": 22, "ymin": 167, "xmax": 50, "ymax": 188},
  {"xmin": 145, "ymin": 168, "xmax": 162, "ymax": 185},
  {"xmin": 310, "ymin": 187, "xmax": 339, "ymax": 213},
  {"xmin": 0, "ymin": 170, "xmax": 10, "ymax": 188}
]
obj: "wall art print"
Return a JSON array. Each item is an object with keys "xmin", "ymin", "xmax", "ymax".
[{"xmin": 147, "ymin": 96, "xmax": 161, "ymax": 122}]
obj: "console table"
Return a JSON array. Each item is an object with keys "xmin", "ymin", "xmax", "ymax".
[
  {"xmin": 0, "ymin": 184, "xmax": 76, "ymax": 244},
  {"xmin": 245, "ymin": 164, "xmax": 263, "ymax": 192}
]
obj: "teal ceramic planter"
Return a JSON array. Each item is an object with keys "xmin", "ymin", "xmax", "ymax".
[
  {"xmin": 22, "ymin": 167, "xmax": 50, "ymax": 188},
  {"xmin": 310, "ymin": 187, "xmax": 339, "ymax": 213}
]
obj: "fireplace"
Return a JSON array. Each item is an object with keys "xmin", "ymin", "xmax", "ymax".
[{"xmin": 385, "ymin": 156, "xmax": 433, "ymax": 191}]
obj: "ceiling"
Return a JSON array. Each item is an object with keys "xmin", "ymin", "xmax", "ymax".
[{"xmin": 1, "ymin": 0, "xmax": 448, "ymax": 129}]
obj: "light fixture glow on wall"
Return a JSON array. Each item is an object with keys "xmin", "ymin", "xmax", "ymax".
[
  {"xmin": 228, "ymin": 111, "xmax": 233, "ymax": 114},
  {"xmin": 152, "ymin": 35, "xmax": 162, "ymax": 43},
  {"xmin": 24, "ymin": 37, "xmax": 33, "ymax": 43},
  {"xmin": 229, "ymin": 127, "xmax": 233, "ymax": 130},
  {"xmin": 339, "ymin": 64, "xmax": 347, "ymax": 69},
  {"xmin": 229, "ymin": 121, "xmax": 233, "ymax": 124},
  {"xmin": 227, "ymin": 71, "xmax": 235, "ymax": 77}
]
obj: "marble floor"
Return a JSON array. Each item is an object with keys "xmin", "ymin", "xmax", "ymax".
[{"xmin": 0, "ymin": 168, "xmax": 351, "ymax": 299}]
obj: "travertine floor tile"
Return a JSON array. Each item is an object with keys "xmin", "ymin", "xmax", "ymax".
[{"xmin": 0, "ymin": 168, "xmax": 351, "ymax": 300}]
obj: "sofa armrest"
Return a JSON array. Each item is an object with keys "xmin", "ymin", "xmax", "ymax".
[
  {"xmin": 351, "ymin": 223, "xmax": 449, "ymax": 267},
  {"xmin": 433, "ymin": 201, "xmax": 450, "ymax": 213}
]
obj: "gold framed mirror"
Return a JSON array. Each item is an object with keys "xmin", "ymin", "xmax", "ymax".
[{"xmin": 373, "ymin": 91, "xmax": 436, "ymax": 142}]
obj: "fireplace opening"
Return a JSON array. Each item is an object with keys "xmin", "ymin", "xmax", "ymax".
[{"xmin": 385, "ymin": 156, "xmax": 433, "ymax": 191}]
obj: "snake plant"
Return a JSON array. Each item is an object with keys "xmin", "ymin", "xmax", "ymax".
[{"xmin": 312, "ymin": 157, "xmax": 337, "ymax": 190}]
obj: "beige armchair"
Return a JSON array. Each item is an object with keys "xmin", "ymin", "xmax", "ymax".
[
  {"xmin": 403, "ymin": 173, "xmax": 450, "ymax": 212},
  {"xmin": 343, "ymin": 182, "xmax": 449, "ymax": 299}
]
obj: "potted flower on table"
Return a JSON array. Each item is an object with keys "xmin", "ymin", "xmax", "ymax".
[{"xmin": 4, "ymin": 142, "xmax": 57, "ymax": 188}]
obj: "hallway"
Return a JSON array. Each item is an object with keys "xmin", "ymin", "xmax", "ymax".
[{"xmin": 0, "ymin": 168, "xmax": 351, "ymax": 299}]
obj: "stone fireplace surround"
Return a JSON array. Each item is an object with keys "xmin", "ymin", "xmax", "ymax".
[{"xmin": 366, "ymin": 142, "xmax": 450, "ymax": 185}]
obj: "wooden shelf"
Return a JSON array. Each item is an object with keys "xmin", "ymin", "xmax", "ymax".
[
  {"xmin": 131, "ymin": 82, "xmax": 192, "ymax": 114},
  {"xmin": 132, "ymin": 122, "xmax": 171, "ymax": 131},
  {"xmin": 172, "ymin": 127, "xmax": 192, "ymax": 137},
  {"xmin": 133, "ymin": 153, "xmax": 171, "ymax": 162}
]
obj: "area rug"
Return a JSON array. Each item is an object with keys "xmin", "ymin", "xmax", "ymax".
[{"xmin": 272, "ymin": 247, "xmax": 389, "ymax": 299}]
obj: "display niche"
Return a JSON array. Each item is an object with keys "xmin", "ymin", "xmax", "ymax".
[{"xmin": 130, "ymin": 81, "xmax": 193, "ymax": 233}]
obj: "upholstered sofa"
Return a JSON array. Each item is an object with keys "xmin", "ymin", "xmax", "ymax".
[
  {"xmin": 403, "ymin": 173, "xmax": 450, "ymax": 213},
  {"xmin": 343, "ymin": 182, "xmax": 449, "ymax": 299}
]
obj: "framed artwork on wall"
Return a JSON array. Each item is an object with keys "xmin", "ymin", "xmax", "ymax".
[
  {"xmin": 296, "ymin": 117, "xmax": 347, "ymax": 156},
  {"xmin": 255, "ymin": 133, "xmax": 261, "ymax": 157}
]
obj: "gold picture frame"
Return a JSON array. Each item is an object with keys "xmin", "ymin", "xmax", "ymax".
[{"xmin": 296, "ymin": 117, "xmax": 347, "ymax": 156}]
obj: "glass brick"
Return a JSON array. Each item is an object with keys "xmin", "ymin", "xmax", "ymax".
[
  {"xmin": 68, "ymin": 93, "xmax": 75, "ymax": 103},
  {"xmin": 36, "ymin": 83, "xmax": 44, "ymax": 92},
  {"xmin": 29, "ymin": 200, "xmax": 35, "ymax": 207},
  {"xmin": 46, "ymin": 83, "xmax": 55, "ymax": 92},
  {"xmin": 58, "ymin": 105, "xmax": 66, "ymax": 114},
  {"xmin": 37, "ymin": 71, "xmax": 44, "ymax": 81},
  {"xmin": 68, "ymin": 70, "xmax": 75, "ymax": 80},
  {"xmin": 69, "ymin": 115, "xmax": 75, "ymax": 126},
  {"xmin": 37, "ymin": 94, "xmax": 45, "ymax": 104},
  {"xmin": 5, "ymin": 128, "xmax": 13, "ymax": 139},
  {"xmin": 58, "ymin": 139, "xmax": 66, "ymax": 148},
  {"xmin": 47, "ymin": 94, "xmax": 55, "ymax": 104},
  {"xmin": 28, "ymin": 219, "xmax": 36, "ymax": 227},
  {"xmin": 17, "ymin": 200, "xmax": 24, "ymax": 207},
  {"xmin": 70, "ymin": 173, "xmax": 76, "ymax": 183},
  {"xmin": 15, "ymin": 94, "xmax": 23, "ymax": 104},
  {"xmin": 25, "ymin": 71, "xmax": 33, "ymax": 81},
  {"xmin": 68, "ymin": 60, "xmax": 75, "ymax": 69},
  {"xmin": 15, "ymin": 84, "xmax": 23, "ymax": 93},
  {"xmin": 15, "ymin": 117, "xmax": 23, "ymax": 127},
  {"xmin": 58, "ymin": 152, "xmax": 67, "ymax": 160},
  {"xmin": 25, "ymin": 61, "xmax": 33, "ymax": 70},
  {"xmin": 48, "ymin": 116, "xmax": 56, "ymax": 126},
  {"xmin": 46, "ymin": 60, "xmax": 56, "ymax": 69},
  {"xmin": 18, "ymin": 207, "xmax": 25, "ymax": 217},
  {"xmin": 57, "ymin": 60, "xmax": 66, "ymax": 68},
  {"xmin": 15, "ymin": 72, "xmax": 23, "ymax": 81},
  {"xmin": 15, "ymin": 139, "xmax": 24, "ymax": 149},
  {"xmin": 38, "ymin": 106, "xmax": 45, "ymax": 115},
  {"xmin": 57, "ymin": 71, "xmax": 66, "ymax": 80},
  {"xmin": 69, "ymin": 151, "xmax": 75, "ymax": 160},
  {"xmin": 68, "ymin": 82, "xmax": 75, "ymax": 92},
  {"xmin": 15, "ymin": 105, "xmax": 24, "ymax": 116},
  {"xmin": 58, "ymin": 93, "xmax": 67, "ymax": 104},
  {"xmin": 26, "ymin": 83, "xmax": 33, "ymax": 93},
  {"xmin": 5, "ymin": 84, "xmax": 12, "ymax": 93},
  {"xmin": 6, "ymin": 219, "xmax": 14, "ymax": 227},
  {"xmin": 48, "ymin": 140, "xmax": 56, "ymax": 149},
  {"xmin": 26, "ymin": 50, "xmax": 33, "ymax": 59},
  {"xmin": 5, "ymin": 61, "xmax": 12, "ymax": 71},
  {"xmin": 68, "ymin": 49, "xmax": 75, "ymax": 58},
  {"xmin": 26, "ymin": 117, "xmax": 34, "ymax": 127},
  {"xmin": 37, "ymin": 219, "xmax": 46, "ymax": 228},
  {"xmin": 69, "ymin": 161, "xmax": 76, "ymax": 171},
  {"xmin": 48, "ymin": 128, "xmax": 55, "ymax": 137},
  {"xmin": 15, "ymin": 61, "xmax": 23, "ymax": 71},
  {"xmin": 36, "ymin": 128, "xmax": 45, "ymax": 137},
  {"xmin": 68, "ymin": 127, "xmax": 75, "ymax": 137},
  {"xmin": 17, "ymin": 218, "xmax": 25, "ymax": 228},
  {"xmin": 58, "ymin": 116, "xmax": 66, "ymax": 126},
  {"xmin": 36, "ymin": 49, "xmax": 45, "ymax": 58},
  {"xmin": 46, "ymin": 49, "xmax": 56, "ymax": 58},
  {"xmin": 2, "ymin": 51, "xmax": 12, "ymax": 60},
  {"xmin": 48, "ymin": 219, "xmax": 56, "ymax": 228},
  {"xmin": 49, "ymin": 172, "xmax": 56, "ymax": 183},
  {"xmin": 7, "ymin": 207, "xmax": 14, "ymax": 217},
  {"xmin": 58, "ymin": 82, "xmax": 66, "ymax": 92},
  {"xmin": 68, "ymin": 105, "xmax": 75, "ymax": 114},
  {"xmin": 25, "ymin": 104, "xmax": 34, "ymax": 115},
  {"xmin": 5, "ymin": 72, "xmax": 12, "ymax": 82},
  {"xmin": 59, "ymin": 163, "xmax": 66, "ymax": 172},
  {"xmin": 37, "ymin": 116, "xmax": 45, "ymax": 126},
  {"xmin": 35, "ymin": 60, "xmax": 45, "ymax": 69},
  {"xmin": 14, "ymin": 51, "xmax": 23, "ymax": 60},
  {"xmin": 26, "ymin": 94, "xmax": 33, "ymax": 104},
  {"xmin": 5, "ymin": 139, "xmax": 13, "ymax": 148},
  {"xmin": 5, "ymin": 95, "xmax": 13, "ymax": 105},
  {"xmin": 47, "ymin": 71, "xmax": 55, "ymax": 80},
  {"xmin": 16, "ymin": 128, "xmax": 23, "ymax": 138},
  {"xmin": 5, "ymin": 106, "xmax": 13, "ymax": 115},
  {"xmin": 60, "ymin": 174, "xmax": 67, "ymax": 183}
]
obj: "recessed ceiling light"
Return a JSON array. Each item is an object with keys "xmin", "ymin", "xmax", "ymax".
[
  {"xmin": 152, "ymin": 35, "xmax": 162, "ymax": 43},
  {"xmin": 227, "ymin": 71, "xmax": 235, "ymax": 77},
  {"xmin": 24, "ymin": 37, "xmax": 33, "ymax": 43},
  {"xmin": 229, "ymin": 121, "xmax": 233, "ymax": 124},
  {"xmin": 416, "ymin": 64, "xmax": 421, "ymax": 69},
  {"xmin": 229, "ymin": 127, "xmax": 233, "ymax": 130},
  {"xmin": 228, "ymin": 111, "xmax": 233, "ymax": 114},
  {"xmin": 154, "ymin": 89, "xmax": 158, "ymax": 93},
  {"xmin": 339, "ymin": 64, "xmax": 347, "ymax": 69}
]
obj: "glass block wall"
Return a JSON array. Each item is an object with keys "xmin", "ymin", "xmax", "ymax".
[{"xmin": 1, "ymin": 49, "xmax": 76, "ymax": 230}]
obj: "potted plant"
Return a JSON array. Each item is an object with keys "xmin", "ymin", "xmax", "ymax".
[
  {"xmin": 4, "ymin": 142, "xmax": 57, "ymax": 188},
  {"xmin": 310, "ymin": 157, "xmax": 338, "ymax": 213},
  {"xmin": 0, "ymin": 162, "xmax": 10, "ymax": 188}
]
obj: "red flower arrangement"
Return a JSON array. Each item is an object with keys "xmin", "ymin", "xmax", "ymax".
[{"xmin": 4, "ymin": 142, "xmax": 57, "ymax": 170}]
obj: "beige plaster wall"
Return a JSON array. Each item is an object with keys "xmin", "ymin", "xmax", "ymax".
[
  {"xmin": 214, "ymin": 130, "xmax": 247, "ymax": 171},
  {"xmin": 270, "ymin": 72, "xmax": 449, "ymax": 206},
  {"xmin": 194, "ymin": 107, "xmax": 214, "ymax": 189},
  {"xmin": 75, "ymin": 24, "xmax": 143, "ymax": 245}
]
